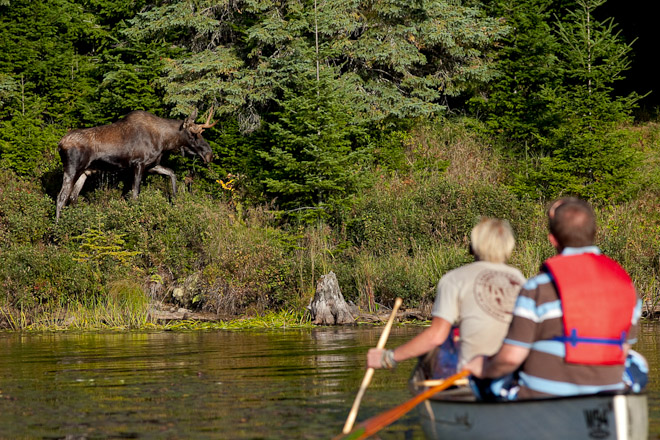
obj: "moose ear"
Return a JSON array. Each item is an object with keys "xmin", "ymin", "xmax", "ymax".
[
  {"xmin": 183, "ymin": 109, "xmax": 202, "ymax": 132},
  {"xmin": 183, "ymin": 108, "xmax": 197, "ymax": 129}
]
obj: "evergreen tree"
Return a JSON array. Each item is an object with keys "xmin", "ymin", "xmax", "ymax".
[
  {"xmin": 257, "ymin": 74, "xmax": 367, "ymax": 211},
  {"xmin": 518, "ymin": 0, "xmax": 641, "ymax": 201},
  {"xmin": 126, "ymin": 0, "xmax": 508, "ymax": 128},
  {"xmin": 470, "ymin": 0, "xmax": 564, "ymax": 149},
  {"xmin": 124, "ymin": 0, "xmax": 508, "ymax": 208},
  {"xmin": 0, "ymin": 0, "xmax": 166, "ymax": 176},
  {"xmin": 0, "ymin": 0, "xmax": 99, "ymax": 174}
]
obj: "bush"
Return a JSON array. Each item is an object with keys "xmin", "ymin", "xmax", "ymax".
[
  {"xmin": 200, "ymin": 210, "xmax": 296, "ymax": 315},
  {"xmin": 54, "ymin": 188, "xmax": 219, "ymax": 277},
  {"xmin": 0, "ymin": 244, "xmax": 101, "ymax": 310},
  {"xmin": 342, "ymin": 176, "xmax": 533, "ymax": 256},
  {"xmin": 0, "ymin": 169, "xmax": 53, "ymax": 246}
]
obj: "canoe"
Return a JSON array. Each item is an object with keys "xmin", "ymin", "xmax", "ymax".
[{"xmin": 417, "ymin": 386, "xmax": 648, "ymax": 440}]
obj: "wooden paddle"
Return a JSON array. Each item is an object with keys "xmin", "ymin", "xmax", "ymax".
[
  {"xmin": 335, "ymin": 369, "xmax": 470, "ymax": 440},
  {"xmin": 341, "ymin": 297, "xmax": 403, "ymax": 434}
]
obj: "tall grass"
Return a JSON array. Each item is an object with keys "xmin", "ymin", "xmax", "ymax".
[{"xmin": 0, "ymin": 280, "xmax": 150, "ymax": 331}]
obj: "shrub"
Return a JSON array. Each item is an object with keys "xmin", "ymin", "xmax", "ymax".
[
  {"xmin": 343, "ymin": 176, "xmax": 533, "ymax": 256},
  {"xmin": 200, "ymin": 213, "xmax": 295, "ymax": 315},
  {"xmin": 0, "ymin": 169, "xmax": 53, "ymax": 246},
  {"xmin": 54, "ymin": 188, "xmax": 220, "ymax": 277},
  {"xmin": 0, "ymin": 244, "xmax": 101, "ymax": 310}
]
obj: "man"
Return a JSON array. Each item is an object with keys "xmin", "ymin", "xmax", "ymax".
[
  {"xmin": 367, "ymin": 218, "xmax": 525, "ymax": 373},
  {"xmin": 466, "ymin": 198, "xmax": 645, "ymax": 399}
]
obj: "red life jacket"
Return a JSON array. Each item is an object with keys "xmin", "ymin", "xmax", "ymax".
[{"xmin": 544, "ymin": 253, "xmax": 637, "ymax": 365}]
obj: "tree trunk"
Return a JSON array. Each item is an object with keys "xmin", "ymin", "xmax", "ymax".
[{"xmin": 308, "ymin": 271, "xmax": 355, "ymax": 325}]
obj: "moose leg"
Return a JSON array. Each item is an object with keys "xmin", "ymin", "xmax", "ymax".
[
  {"xmin": 56, "ymin": 173, "xmax": 75, "ymax": 222},
  {"xmin": 69, "ymin": 170, "xmax": 94, "ymax": 204},
  {"xmin": 148, "ymin": 165, "xmax": 177, "ymax": 198},
  {"xmin": 132, "ymin": 164, "xmax": 145, "ymax": 199}
]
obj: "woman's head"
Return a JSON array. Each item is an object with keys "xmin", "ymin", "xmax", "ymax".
[{"xmin": 470, "ymin": 218, "xmax": 516, "ymax": 263}]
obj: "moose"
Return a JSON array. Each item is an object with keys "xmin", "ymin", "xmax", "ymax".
[{"xmin": 55, "ymin": 109, "xmax": 215, "ymax": 221}]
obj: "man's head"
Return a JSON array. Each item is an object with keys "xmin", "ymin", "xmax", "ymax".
[
  {"xmin": 547, "ymin": 197, "xmax": 596, "ymax": 251},
  {"xmin": 470, "ymin": 218, "xmax": 516, "ymax": 263}
]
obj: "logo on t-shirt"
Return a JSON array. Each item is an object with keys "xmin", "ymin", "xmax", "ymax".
[{"xmin": 473, "ymin": 270, "xmax": 523, "ymax": 322}]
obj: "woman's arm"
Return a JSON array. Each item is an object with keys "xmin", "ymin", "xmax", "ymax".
[{"xmin": 367, "ymin": 317, "xmax": 452, "ymax": 368}]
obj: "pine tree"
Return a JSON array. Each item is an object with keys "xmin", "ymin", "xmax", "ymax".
[
  {"xmin": 529, "ymin": 0, "xmax": 641, "ymax": 201},
  {"xmin": 470, "ymin": 0, "xmax": 563, "ymax": 149},
  {"xmin": 126, "ymin": 0, "xmax": 508, "ymax": 128},
  {"xmin": 257, "ymin": 74, "xmax": 367, "ymax": 211}
]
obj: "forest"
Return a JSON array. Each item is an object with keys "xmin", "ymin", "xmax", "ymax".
[{"xmin": 0, "ymin": 0, "xmax": 659, "ymax": 329}]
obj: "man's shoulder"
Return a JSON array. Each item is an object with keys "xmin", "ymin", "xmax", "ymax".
[{"xmin": 522, "ymin": 272, "xmax": 554, "ymax": 291}]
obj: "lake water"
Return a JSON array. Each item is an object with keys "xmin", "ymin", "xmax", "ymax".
[{"xmin": 0, "ymin": 322, "xmax": 658, "ymax": 439}]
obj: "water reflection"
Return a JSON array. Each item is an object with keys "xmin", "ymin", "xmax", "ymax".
[
  {"xmin": 0, "ymin": 323, "xmax": 656, "ymax": 439},
  {"xmin": 0, "ymin": 327, "xmax": 425, "ymax": 439}
]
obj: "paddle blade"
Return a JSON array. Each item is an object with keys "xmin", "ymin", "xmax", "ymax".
[{"xmin": 334, "ymin": 369, "xmax": 470, "ymax": 440}]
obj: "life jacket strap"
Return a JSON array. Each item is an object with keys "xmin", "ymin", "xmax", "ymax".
[{"xmin": 552, "ymin": 329, "xmax": 626, "ymax": 348}]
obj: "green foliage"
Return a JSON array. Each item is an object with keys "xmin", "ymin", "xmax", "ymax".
[
  {"xmin": 0, "ymin": 0, "xmax": 102, "ymax": 125},
  {"xmin": 73, "ymin": 225, "xmax": 141, "ymax": 272},
  {"xmin": 518, "ymin": 119, "xmax": 640, "ymax": 200},
  {"xmin": 469, "ymin": 0, "xmax": 562, "ymax": 147},
  {"xmin": 342, "ymin": 177, "xmax": 532, "ymax": 255},
  {"xmin": 1, "ymin": 117, "xmax": 660, "ymax": 327},
  {"xmin": 256, "ymin": 75, "xmax": 368, "ymax": 211},
  {"xmin": 53, "ymin": 187, "xmax": 298, "ymax": 315},
  {"xmin": 359, "ymin": 118, "xmax": 418, "ymax": 173},
  {"xmin": 92, "ymin": 45, "xmax": 165, "ymax": 122},
  {"xmin": 0, "ymin": 0, "xmax": 167, "ymax": 179},
  {"xmin": 597, "ymin": 199, "xmax": 660, "ymax": 311},
  {"xmin": 160, "ymin": 310, "xmax": 313, "ymax": 330},
  {"xmin": 508, "ymin": 0, "xmax": 641, "ymax": 201},
  {"xmin": 102, "ymin": 279, "xmax": 150, "ymax": 328},
  {"xmin": 0, "ymin": 109, "xmax": 63, "ymax": 176},
  {"xmin": 0, "ymin": 244, "xmax": 101, "ymax": 309},
  {"xmin": 202, "ymin": 221, "xmax": 295, "ymax": 315},
  {"xmin": 337, "ymin": 245, "xmax": 472, "ymax": 310},
  {"xmin": 55, "ymin": 189, "xmax": 213, "ymax": 277},
  {"xmin": 0, "ymin": 170, "xmax": 53, "ymax": 246},
  {"xmin": 127, "ymin": 0, "xmax": 508, "ymax": 126}
]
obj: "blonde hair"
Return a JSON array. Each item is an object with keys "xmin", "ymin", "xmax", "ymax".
[{"xmin": 470, "ymin": 218, "xmax": 515, "ymax": 263}]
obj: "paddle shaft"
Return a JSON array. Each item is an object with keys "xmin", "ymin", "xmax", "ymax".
[
  {"xmin": 336, "ymin": 369, "xmax": 470, "ymax": 440},
  {"xmin": 342, "ymin": 297, "xmax": 403, "ymax": 434}
]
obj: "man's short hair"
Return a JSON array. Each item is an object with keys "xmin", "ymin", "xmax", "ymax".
[
  {"xmin": 547, "ymin": 197, "xmax": 596, "ymax": 248},
  {"xmin": 470, "ymin": 218, "xmax": 516, "ymax": 263}
]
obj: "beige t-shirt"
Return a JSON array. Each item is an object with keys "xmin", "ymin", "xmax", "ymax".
[{"xmin": 431, "ymin": 261, "xmax": 525, "ymax": 367}]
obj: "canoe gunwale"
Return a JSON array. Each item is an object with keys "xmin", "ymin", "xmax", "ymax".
[{"xmin": 427, "ymin": 387, "xmax": 647, "ymax": 404}]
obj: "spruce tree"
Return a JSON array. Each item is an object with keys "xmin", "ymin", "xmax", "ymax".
[
  {"xmin": 126, "ymin": 0, "xmax": 508, "ymax": 127},
  {"xmin": 0, "ymin": 0, "xmax": 166, "ymax": 175},
  {"xmin": 470, "ymin": 0, "xmax": 563, "ymax": 149},
  {"xmin": 0, "ymin": 0, "xmax": 98, "ymax": 174},
  {"xmin": 257, "ymin": 74, "xmax": 367, "ymax": 212},
  {"xmin": 527, "ymin": 0, "xmax": 641, "ymax": 201}
]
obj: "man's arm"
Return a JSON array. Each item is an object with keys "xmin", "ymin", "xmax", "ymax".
[
  {"xmin": 367, "ymin": 317, "xmax": 451, "ymax": 368},
  {"xmin": 465, "ymin": 343, "xmax": 529, "ymax": 378}
]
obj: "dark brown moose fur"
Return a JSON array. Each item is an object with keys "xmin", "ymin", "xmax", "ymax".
[{"xmin": 56, "ymin": 110, "xmax": 215, "ymax": 221}]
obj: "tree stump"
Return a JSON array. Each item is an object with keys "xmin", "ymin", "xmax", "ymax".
[{"xmin": 308, "ymin": 271, "xmax": 355, "ymax": 325}]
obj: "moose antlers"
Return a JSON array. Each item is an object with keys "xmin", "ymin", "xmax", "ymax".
[
  {"xmin": 185, "ymin": 107, "xmax": 217, "ymax": 134},
  {"xmin": 200, "ymin": 106, "xmax": 217, "ymax": 130}
]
